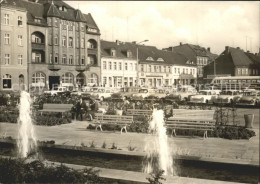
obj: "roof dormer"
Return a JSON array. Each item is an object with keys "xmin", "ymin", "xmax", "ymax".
[
  {"xmin": 110, "ymin": 48, "xmax": 116, "ymax": 57},
  {"xmin": 146, "ymin": 57, "xmax": 154, "ymax": 61},
  {"xmin": 157, "ymin": 58, "xmax": 164, "ymax": 62},
  {"xmin": 127, "ymin": 50, "xmax": 132, "ymax": 58}
]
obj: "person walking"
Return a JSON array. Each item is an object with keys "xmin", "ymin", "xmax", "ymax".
[{"xmin": 76, "ymin": 98, "xmax": 87, "ymax": 121}]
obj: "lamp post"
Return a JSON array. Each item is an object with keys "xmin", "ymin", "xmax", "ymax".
[{"xmin": 136, "ymin": 40, "xmax": 149, "ymax": 87}]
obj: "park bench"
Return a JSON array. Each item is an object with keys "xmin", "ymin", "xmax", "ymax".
[
  {"xmin": 126, "ymin": 109, "xmax": 153, "ymax": 116},
  {"xmin": 38, "ymin": 103, "xmax": 73, "ymax": 117},
  {"xmin": 92, "ymin": 113, "xmax": 134, "ymax": 134},
  {"xmin": 166, "ymin": 109, "xmax": 216, "ymax": 138}
]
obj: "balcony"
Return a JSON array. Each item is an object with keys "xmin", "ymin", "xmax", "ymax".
[
  {"xmin": 48, "ymin": 64, "xmax": 61, "ymax": 71},
  {"xmin": 32, "ymin": 43, "xmax": 45, "ymax": 50},
  {"xmin": 75, "ymin": 65, "xmax": 86, "ymax": 72},
  {"xmin": 87, "ymin": 48, "xmax": 98, "ymax": 55}
]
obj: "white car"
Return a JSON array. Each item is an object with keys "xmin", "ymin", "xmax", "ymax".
[
  {"xmin": 213, "ymin": 90, "xmax": 242, "ymax": 105},
  {"xmin": 132, "ymin": 88, "xmax": 151, "ymax": 99},
  {"xmin": 44, "ymin": 86, "xmax": 68, "ymax": 96},
  {"xmin": 189, "ymin": 90, "xmax": 219, "ymax": 104},
  {"xmin": 90, "ymin": 88, "xmax": 112, "ymax": 101}
]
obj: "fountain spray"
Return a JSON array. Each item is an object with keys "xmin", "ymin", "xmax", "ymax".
[
  {"xmin": 143, "ymin": 109, "xmax": 175, "ymax": 175},
  {"xmin": 17, "ymin": 91, "xmax": 37, "ymax": 158}
]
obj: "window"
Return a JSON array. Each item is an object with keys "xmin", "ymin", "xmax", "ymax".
[
  {"xmin": 88, "ymin": 39, "xmax": 97, "ymax": 49},
  {"xmin": 32, "ymin": 72, "xmax": 45, "ymax": 87},
  {"xmin": 174, "ymin": 68, "xmax": 176, "ymax": 74},
  {"xmin": 4, "ymin": 14, "xmax": 9, "ymax": 25},
  {"xmin": 62, "ymin": 73, "xmax": 74, "ymax": 84},
  {"xmin": 3, "ymin": 74, "xmax": 12, "ymax": 89},
  {"xmin": 69, "ymin": 37, "xmax": 73, "ymax": 47},
  {"xmin": 18, "ymin": 55, "xmax": 23, "ymax": 65},
  {"xmin": 62, "ymin": 36, "xmax": 66, "ymax": 47},
  {"xmin": 111, "ymin": 49, "xmax": 116, "ymax": 56},
  {"xmin": 119, "ymin": 62, "xmax": 122, "ymax": 70},
  {"xmin": 4, "ymin": 34, "xmax": 10, "ymax": 44},
  {"xmin": 186, "ymin": 68, "xmax": 188, "ymax": 74},
  {"xmin": 69, "ymin": 56, "xmax": 73, "ymax": 65},
  {"xmin": 103, "ymin": 61, "xmax": 107, "ymax": 70},
  {"xmin": 4, "ymin": 54, "xmax": 10, "ymax": 65},
  {"xmin": 178, "ymin": 68, "xmax": 180, "ymax": 74},
  {"xmin": 54, "ymin": 18, "xmax": 58, "ymax": 27},
  {"xmin": 76, "ymin": 38, "xmax": 79, "ymax": 48},
  {"xmin": 62, "ymin": 55, "xmax": 66, "ymax": 64},
  {"xmin": 109, "ymin": 62, "xmax": 112, "ymax": 70},
  {"xmin": 32, "ymin": 52, "xmax": 42, "ymax": 63},
  {"xmin": 114, "ymin": 62, "xmax": 117, "ymax": 70},
  {"xmin": 190, "ymin": 69, "xmax": 192, "ymax": 74},
  {"xmin": 50, "ymin": 54, "xmax": 53, "ymax": 64},
  {"xmin": 32, "ymin": 33, "xmax": 43, "ymax": 44},
  {"xmin": 81, "ymin": 38, "xmax": 84, "ymax": 48},
  {"xmin": 127, "ymin": 51, "xmax": 132, "ymax": 58},
  {"xmin": 159, "ymin": 66, "xmax": 161, "ymax": 72},
  {"xmin": 168, "ymin": 66, "xmax": 171, "ymax": 73},
  {"xmin": 54, "ymin": 54, "xmax": 59, "ymax": 64},
  {"xmin": 140, "ymin": 64, "xmax": 144, "ymax": 72},
  {"xmin": 164, "ymin": 66, "xmax": 166, "ymax": 72},
  {"xmin": 154, "ymin": 66, "xmax": 156, "ymax": 72},
  {"xmin": 76, "ymin": 55, "xmax": 80, "ymax": 65},
  {"xmin": 54, "ymin": 35, "xmax": 58, "ymax": 45},
  {"xmin": 183, "ymin": 68, "xmax": 185, "ymax": 74},
  {"xmin": 135, "ymin": 63, "xmax": 137, "ymax": 71},
  {"xmin": 125, "ymin": 63, "xmax": 128, "ymax": 70},
  {"xmin": 81, "ymin": 56, "xmax": 85, "ymax": 65},
  {"xmin": 103, "ymin": 77, "xmax": 107, "ymax": 86},
  {"xmin": 34, "ymin": 18, "xmax": 41, "ymax": 23},
  {"xmin": 18, "ymin": 16, "xmax": 22, "ymax": 26},
  {"xmin": 148, "ymin": 65, "xmax": 151, "ymax": 72},
  {"xmin": 18, "ymin": 35, "xmax": 22, "ymax": 46}
]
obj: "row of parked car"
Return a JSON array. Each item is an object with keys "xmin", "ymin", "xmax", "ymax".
[{"xmin": 43, "ymin": 85, "xmax": 260, "ymax": 107}]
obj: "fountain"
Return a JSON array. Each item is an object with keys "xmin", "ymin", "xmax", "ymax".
[
  {"xmin": 17, "ymin": 91, "xmax": 37, "ymax": 158},
  {"xmin": 143, "ymin": 109, "xmax": 175, "ymax": 175}
]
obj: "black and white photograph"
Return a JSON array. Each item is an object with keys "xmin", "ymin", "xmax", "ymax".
[{"xmin": 0, "ymin": 0, "xmax": 259, "ymax": 183}]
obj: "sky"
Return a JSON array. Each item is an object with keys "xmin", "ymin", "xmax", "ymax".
[{"xmin": 66, "ymin": 1, "xmax": 259, "ymax": 55}]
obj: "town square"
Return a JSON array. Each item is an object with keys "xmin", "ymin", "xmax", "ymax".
[{"xmin": 0, "ymin": 0, "xmax": 259, "ymax": 183}]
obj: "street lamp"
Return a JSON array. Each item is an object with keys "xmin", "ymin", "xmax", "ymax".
[{"xmin": 136, "ymin": 40, "xmax": 149, "ymax": 87}]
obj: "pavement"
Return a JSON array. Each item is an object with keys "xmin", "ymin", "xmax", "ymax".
[{"xmin": 0, "ymin": 119, "xmax": 259, "ymax": 167}]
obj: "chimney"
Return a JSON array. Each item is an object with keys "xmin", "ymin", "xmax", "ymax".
[
  {"xmin": 225, "ymin": 46, "xmax": 229, "ymax": 54},
  {"xmin": 207, "ymin": 47, "xmax": 210, "ymax": 52},
  {"xmin": 236, "ymin": 47, "xmax": 240, "ymax": 49},
  {"xmin": 180, "ymin": 42, "xmax": 182, "ymax": 46},
  {"xmin": 247, "ymin": 50, "xmax": 250, "ymax": 53},
  {"xmin": 116, "ymin": 40, "xmax": 120, "ymax": 45}
]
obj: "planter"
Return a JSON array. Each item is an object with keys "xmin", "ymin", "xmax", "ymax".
[
  {"xmin": 244, "ymin": 114, "xmax": 254, "ymax": 128},
  {"xmin": 116, "ymin": 110, "xmax": 123, "ymax": 116}
]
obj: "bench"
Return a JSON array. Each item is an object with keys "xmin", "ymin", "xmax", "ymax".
[
  {"xmin": 92, "ymin": 113, "xmax": 134, "ymax": 134},
  {"xmin": 166, "ymin": 109, "xmax": 216, "ymax": 138},
  {"xmin": 125, "ymin": 109, "xmax": 153, "ymax": 116},
  {"xmin": 38, "ymin": 103, "xmax": 73, "ymax": 117}
]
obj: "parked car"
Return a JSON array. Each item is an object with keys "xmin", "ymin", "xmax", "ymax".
[
  {"xmin": 43, "ymin": 86, "xmax": 69, "ymax": 96},
  {"xmin": 132, "ymin": 88, "xmax": 150, "ymax": 99},
  {"xmin": 90, "ymin": 88, "xmax": 112, "ymax": 101},
  {"xmin": 213, "ymin": 90, "xmax": 242, "ymax": 105},
  {"xmin": 189, "ymin": 90, "xmax": 219, "ymax": 104},
  {"xmin": 236, "ymin": 90, "xmax": 260, "ymax": 107}
]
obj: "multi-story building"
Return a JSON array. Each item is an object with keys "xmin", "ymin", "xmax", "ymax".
[
  {"xmin": 1, "ymin": 0, "xmax": 101, "ymax": 91},
  {"xmin": 0, "ymin": 1, "xmax": 28, "ymax": 91},
  {"xmin": 203, "ymin": 46, "xmax": 260, "ymax": 80},
  {"xmin": 101, "ymin": 40, "xmax": 137, "ymax": 87},
  {"xmin": 100, "ymin": 40, "xmax": 197, "ymax": 88},
  {"xmin": 137, "ymin": 46, "xmax": 196, "ymax": 87},
  {"xmin": 163, "ymin": 42, "xmax": 216, "ymax": 83}
]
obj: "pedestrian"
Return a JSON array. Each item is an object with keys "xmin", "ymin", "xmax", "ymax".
[{"xmin": 76, "ymin": 98, "xmax": 87, "ymax": 121}]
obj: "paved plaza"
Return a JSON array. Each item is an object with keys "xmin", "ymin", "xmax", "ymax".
[{"xmin": 0, "ymin": 116, "xmax": 259, "ymax": 166}]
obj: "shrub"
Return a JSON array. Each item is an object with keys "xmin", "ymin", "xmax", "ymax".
[
  {"xmin": 0, "ymin": 158, "xmax": 104, "ymax": 184},
  {"xmin": 33, "ymin": 112, "xmax": 71, "ymax": 126}
]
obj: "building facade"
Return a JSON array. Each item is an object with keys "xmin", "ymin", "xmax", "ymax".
[
  {"xmin": 203, "ymin": 46, "xmax": 260, "ymax": 81},
  {"xmin": 101, "ymin": 40, "xmax": 137, "ymax": 87},
  {"xmin": 0, "ymin": 2, "xmax": 28, "ymax": 91},
  {"xmin": 0, "ymin": 0, "xmax": 101, "ymax": 92},
  {"xmin": 163, "ymin": 43, "xmax": 217, "ymax": 83}
]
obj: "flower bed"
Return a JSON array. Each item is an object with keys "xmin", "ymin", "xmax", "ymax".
[{"xmin": 33, "ymin": 112, "xmax": 72, "ymax": 126}]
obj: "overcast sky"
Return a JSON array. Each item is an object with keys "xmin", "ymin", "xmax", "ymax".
[{"xmin": 66, "ymin": 1, "xmax": 259, "ymax": 54}]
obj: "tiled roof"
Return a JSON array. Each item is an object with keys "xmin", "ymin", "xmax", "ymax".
[
  {"xmin": 101, "ymin": 40, "xmax": 193, "ymax": 66},
  {"xmin": 1, "ymin": 0, "xmax": 99, "ymax": 30},
  {"xmin": 245, "ymin": 52, "xmax": 260, "ymax": 66}
]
